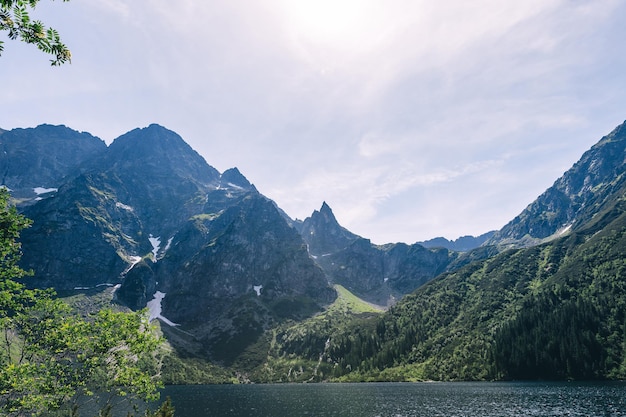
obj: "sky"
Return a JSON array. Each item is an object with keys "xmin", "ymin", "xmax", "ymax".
[{"xmin": 2, "ymin": 0, "xmax": 626, "ymax": 244}]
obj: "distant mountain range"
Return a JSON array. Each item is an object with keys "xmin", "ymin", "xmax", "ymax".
[
  {"xmin": 4, "ymin": 119, "xmax": 626, "ymax": 380},
  {"xmin": 417, "ymin": 232, "xmax": 495, "ymax": 251}
]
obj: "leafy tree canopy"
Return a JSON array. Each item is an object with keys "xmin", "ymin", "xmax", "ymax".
[
  {"xmin": 0, "ymin": 0, "xmax": 71, "ymax": 65},
  {"xmin": 0, "ymin": 188, "xmax": 166, "ymax": 416}
]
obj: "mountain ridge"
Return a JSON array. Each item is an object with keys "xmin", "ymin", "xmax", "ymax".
[
  {"xmin": 11, "ymin": 123, "xmax": 337, "ymax": 364},
  {"xmin": 418, "ymin": 231, "xmax": 495, "ymax": 252},
  {"xmin": 249, "ymin": 119, "xmax": 626, "ymax": 382},
  {"xmin": 8, "ymin": 119, "xmax": 626, "ymax": 381},
  {"xmin": 0, "ymin": 124, "xmax": 106, "ymax": 205},
  {"xmin": 486, "ymin": 119, "xmax": 626, "ymax": 248},
  {"xmin": 298, "ymin": 201, "xmax": 458, "ymax": 306}
]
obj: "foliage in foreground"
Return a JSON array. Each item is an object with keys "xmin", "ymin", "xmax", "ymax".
[
  {"xmin": 0, "ymin": 0, "xmax": 71, "ymax": 65},
  {"xmin": 0, "ymin": 188, "xmax": 165, "ymax": 416}
]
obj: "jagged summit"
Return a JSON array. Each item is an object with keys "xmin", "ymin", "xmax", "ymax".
[
  {"xmin": 220, "ymin": 167, "xmax": 252, "ymax": 189},
  {"xmin": 315, "ymin": 201, "xmax": 340, "ymax": 225},
  {"xmin": 320, "ymin": 201, "xmax": 332, "ymax": 213},
  {"xmin": 300, "ymin": 202, "xmax": 359, "ymax": 256},
  {"xmin": 487, "ymin": 119, "xmax": 626, "ymax": 248}
]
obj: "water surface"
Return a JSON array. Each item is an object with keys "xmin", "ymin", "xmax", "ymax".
[{"xmin": 162, "ymin": 381, "xmax": 626, "ymax": 417}]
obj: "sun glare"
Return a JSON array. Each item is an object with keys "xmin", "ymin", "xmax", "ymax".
[{"xmin": 278, "ymin": 0, "xmax": 381, "ymax": 49}]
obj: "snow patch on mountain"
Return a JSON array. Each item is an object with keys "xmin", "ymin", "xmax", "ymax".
[
  {"xmin": 149, "ymin": 235, "xmax": 161, "ymax": 262},
  {"xmin": 147, "ymin": 291, "xmax": 179, "ymax": 326},
  {"xmin": 164, "ymin": 237, "xmax": 173, "ymax": 253},
  {"xmin": 253, "ymin": 285, "xmax": 263, "ymax": 296},
  {"xmin": 115, "ymin": 202, "xmax": 133, "ymax": 211},
  {"xmin": 556, "ymin": 224, "xmax": 573, "ymax": 237},
  {"xmin": 33, "ymin": 187, "xmax": 57, "ymax": 195},
  {"xmin": 73, "ymin": 283, "xmax": 117, "ymax": 290},
  {"xmin": 123, "ymin": 256, "xmax": 142, "ymax": 274},
  {"xmin": 227, "ymin": 182, "xmax": 244, "ymax": 190}
]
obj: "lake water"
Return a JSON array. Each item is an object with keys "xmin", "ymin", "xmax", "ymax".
[{"xmin": 161, "ymin": 381, "xmax": 626, "ymax": 417}]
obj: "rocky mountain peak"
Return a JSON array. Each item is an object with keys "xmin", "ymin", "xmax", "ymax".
[
  {"xmin": 0, "ymin": 124, "xmax": 106, "ymax": 203},
  {"xmin": 300, "ymin": 202, "xmax": 359, "ymax": 256},
  {"xmin": 108, "ymin": 124, "xmax": 191, "ymax": 158},
  {"xmin": 104, "ymin": 124, "xmax": 220, "ymax": 187},
  {"xmin": 318, "ymin": 201, "xmax": 336, "ymax": 219},
  {"xmin": 487, "ymin": 119, "xmax": 626, "ymax": 248},
  {"xmin": 220, "ymin": 167, "xmax": 252, "ymax": 190}
]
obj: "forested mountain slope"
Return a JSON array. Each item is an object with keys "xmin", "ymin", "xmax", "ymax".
[
  {"xmin": 255, "ymin": 120, "xmax": 626, "ymax": 382},
  {"xmin": 318, "ymin": 180, "xmax": 626, "ymax": 381}
]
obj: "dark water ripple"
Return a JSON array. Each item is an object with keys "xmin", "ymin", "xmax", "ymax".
[{"xmin": 161, "ymin": 381, "xmax": 626, "ymax": 417}]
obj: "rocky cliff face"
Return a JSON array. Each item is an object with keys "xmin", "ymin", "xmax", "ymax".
[
  {"xmin": 155, "ymin": 193, "xmax": 334, "ymax": 363},
  {"xmin": 0, "ymin": 124, "xmax": 106, "ymax": 205},
  {"xmin": 20, "ymin": 125, "xmax": 219, "ymax": 290},
  {"xmin": 296, "ymin": 202, "xmax": 359, "ymax": 255},
  {"xmin": 298, "ymin": 203, "xmax": 457, "ymax": 305},
  {"xmin": 487, "ymin": 120, "xmax": 626, "ymax": 248},
  {"xmin": 15, "ymin": 124, "xmax": 335, "ymax": 363}
]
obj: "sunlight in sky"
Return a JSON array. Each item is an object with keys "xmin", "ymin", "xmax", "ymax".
[
  {"xmin": 277, "ymin": 0, "xmax": 383, "ymax": 50},
  {"xmin": 2, "ymin": 0, "xmax": 626, "ymax": 242}
]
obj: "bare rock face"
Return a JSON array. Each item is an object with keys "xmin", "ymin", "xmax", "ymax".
[
  {"xmin": 487, "ymin": 120, "xmax": 626, "ymax": 249},
  {"xmin": 116, "ymin": 261, "xmax": 157, "ymax": 310},
  {"xmin": 298, "ymin": 202, "xmax": 457, "ymax": 306},
  {"xmin": 296, "ymin": 201, "xmax": 359, "ymax": 255},
  {"xmin": 0, "ymin": 124, "xmax": 106, "ymax": 204},
  {"xmin": 14, "ymin": 123, "xmax": 335, "ymax": 363},
  {"xmin": 156, "ymin": 194, "xmax": 335, "ymax": 363}
]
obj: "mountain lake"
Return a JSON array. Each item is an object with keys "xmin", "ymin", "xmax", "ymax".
[{"xmin": 160, "ymin": 381, "xmax": 626, "ymax": 417}]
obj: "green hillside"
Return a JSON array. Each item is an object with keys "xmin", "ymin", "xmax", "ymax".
[
  {"xmin": 296, "ymin": 186, "xmax": 626, "ymax": 381},
  {"xmin": 228, "ymin": 285, "xmax": 382, "ymax": 382}
]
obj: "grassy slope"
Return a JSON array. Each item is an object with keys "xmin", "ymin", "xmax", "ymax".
[{"xmin": 231, "ymin": 285, "xmax": 382, "ymax": 382}]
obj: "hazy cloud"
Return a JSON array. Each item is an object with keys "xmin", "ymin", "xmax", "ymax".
[{"xmin": 2, "ymin": 0, "xmax": 626, "ymax": 242}]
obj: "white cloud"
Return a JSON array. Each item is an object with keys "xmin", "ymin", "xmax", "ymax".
[{"xmin": 2, "ymin": 0, "xmax": 626, "ymax": 242}]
